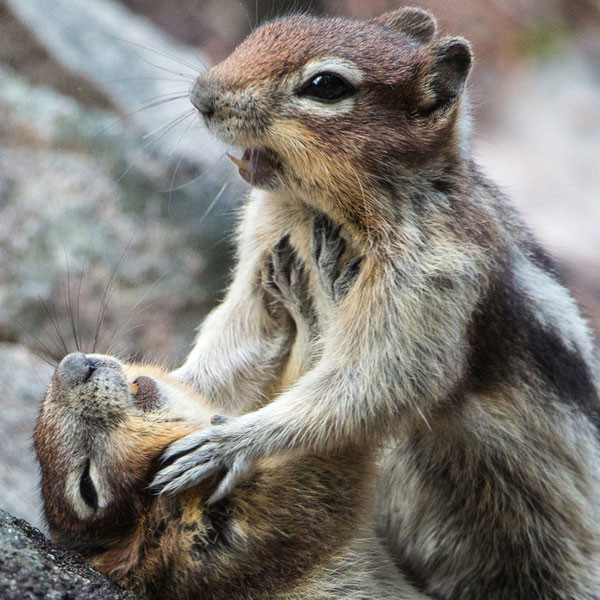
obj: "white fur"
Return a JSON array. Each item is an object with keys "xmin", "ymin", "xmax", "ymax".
[
  {"xmin": 514, "ymin": 255, "xmax": 595, "ymax": 364},
  {"xmin": 291, "ymin": 57, "xmax": 364, "ymax": 117},
  {"xmin": 292, "ymin": 95, "xmax": 357, "ymax": 117},
  {"xmin": 301, "ymin": 57, "xmax": 365, "ymax": 88}
]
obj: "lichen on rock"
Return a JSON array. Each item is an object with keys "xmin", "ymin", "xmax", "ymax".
[{"xmin": 0, "ymin": 508, "xmax": 141, "ymax": 600}]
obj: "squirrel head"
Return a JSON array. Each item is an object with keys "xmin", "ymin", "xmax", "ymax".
[
  {"xmin": 34, "ymin": 354, "xmax": 208, "ymax": 551},
  {"xmin": 190, "ymin": 7, "xmax": 472, "ymax": 237}
]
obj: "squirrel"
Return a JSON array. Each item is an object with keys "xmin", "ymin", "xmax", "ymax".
[
  {"xmin": 149, "ymin": 7, "xmax": 600, "ymax": 599},
  {"xmin": 34, "ymin": 347, "xmax": 428, "ymax": 599},
  {"xmin": 35, "ymin": 250, "xmax": 424, "ymax": 599}
]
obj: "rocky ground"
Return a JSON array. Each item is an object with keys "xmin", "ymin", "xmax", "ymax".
[{"xmin": 0, "ymin": 509, "xmax": 139, "ymax": 599}]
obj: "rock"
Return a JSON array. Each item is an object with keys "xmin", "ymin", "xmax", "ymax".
[
  {"xmin": 0, "ymin": 1, "xmax": 116, "ymax": 112},
  {"xmin": 4, "ymin": 0, "xmax": 222, "ymax": 166},
  {"xmin": 0, "ymin": 508, "xmax": 140, "ymax": 599},
  {"xmin": 0, "ymin": 66, "xmax": 243, "ymax": 529},
  {"xmin": 0, "ymin": 343, "xmax": 53, "ymax": 529}
]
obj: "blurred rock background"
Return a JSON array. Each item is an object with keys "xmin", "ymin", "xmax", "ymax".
[{"xmin": 0, "ymin": 0, "xmax": 598, "ymax": 531}]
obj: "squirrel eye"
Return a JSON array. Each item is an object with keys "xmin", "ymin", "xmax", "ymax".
[
  {"xmin": 298, "ymin": 72, "xmax": 355, "ymax": 102},
  {"xmin": 80, "ymin": 459, "xmax": 98, "ymax": 511}
]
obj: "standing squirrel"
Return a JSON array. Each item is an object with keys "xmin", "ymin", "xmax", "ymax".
[
  {"xmin": 151, "ymin": 7, "xmax": 600, "ymax": 599},
  {"xmin": 35, "ymin": 349, "xmax": 426, "ymax": 599}
]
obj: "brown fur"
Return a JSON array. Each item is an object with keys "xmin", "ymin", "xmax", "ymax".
[{"xmin": 35, "ymin": 354, "xmax": 425, "ymax": 599}]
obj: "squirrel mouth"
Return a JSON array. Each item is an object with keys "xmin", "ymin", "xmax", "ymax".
[{"xmin": 227, "ymin": 148, "xmax": 279, "ymax": 187}]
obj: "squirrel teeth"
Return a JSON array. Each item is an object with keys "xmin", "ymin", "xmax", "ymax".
[
  {"xmin": 227, "ymin": 148, "xmax": 278, "ymax": 187},
  {"xmin": 226, "ymin": 152, "xmax": 250, "ymax": 175}
]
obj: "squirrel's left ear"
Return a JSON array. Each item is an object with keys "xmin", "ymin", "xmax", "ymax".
[
  {"xmin": 416, "ymin": 37, "xmax": 472, "ymax": 116},
  {"xmin": 372, "ymin": 7, "xmax": 437, "ymax": 43}
]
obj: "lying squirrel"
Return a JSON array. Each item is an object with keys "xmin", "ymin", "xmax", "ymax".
[
  {"xmin": 35, "ymin": 343, "xmax": 425, "ymax": 597},
  {"xmin": 145, "ymin": 7, "xmax": 599, "ymax": 599}
]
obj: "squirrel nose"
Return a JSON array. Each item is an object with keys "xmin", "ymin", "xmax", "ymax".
[
  {"xmin": 190, "ymin": 80, "xmax": 215, "ymax": 118},
  {"xmin": 57, "ymin": 353, "xmax": 96, "ymax": 387}
]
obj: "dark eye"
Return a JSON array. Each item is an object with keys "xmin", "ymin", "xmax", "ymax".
[
  {"xmin": 298, "ymin": 72, "xmax": 355, "ymax": 102},
  {"xmin": 80, "ymin": 459, "xmax": 98, "ymax": 511}
]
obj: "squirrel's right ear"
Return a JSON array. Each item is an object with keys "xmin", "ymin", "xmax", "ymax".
[
  {"xmin": 415, "ymin": 37, "xmax": 473, "ymax": 117},
  {"xmin": 371, "ymin": 7, "xmax": 437, "ymax": 44}
]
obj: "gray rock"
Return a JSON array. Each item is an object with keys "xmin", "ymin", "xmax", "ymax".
[
  {"xmin": 0, "ymin": 508, "xmax": 140, "ymax": 599},
  {"xmin": 4, "ymin": 0, "xmax": 223, "ymax": 166},
  {"xmin": 0, "ymin": 343, "xmax": 52, "ymax": 530}
]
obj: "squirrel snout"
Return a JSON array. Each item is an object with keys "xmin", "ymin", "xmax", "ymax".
[
  {"xmin": 57, "ymin": 352, "xmax": 97, "ymax": 387},
  {"xmin": 190, "ymin": 80, "xmax": 215, "ymax": 118}
]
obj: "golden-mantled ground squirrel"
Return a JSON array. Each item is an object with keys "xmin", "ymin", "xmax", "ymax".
[
  {"xmin": 150, "ymin": 7, "xmax": 600, "ymax": 599},
  {"xmin": 35, "ymin": 349, "xmax": 428, "ymax": 599}
]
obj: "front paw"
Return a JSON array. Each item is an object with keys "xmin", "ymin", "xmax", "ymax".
[{"xmin": 151, "ymin": 419, "xmax": 255, "ymax": 504}]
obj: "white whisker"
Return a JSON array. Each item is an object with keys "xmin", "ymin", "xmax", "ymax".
[
  {"xmin": 105, "ymin": 269, "xmax": 171, "ymax": 356},
  {"xmin": 166, "ymin": 114, "xmax": 199, "ymax": 207},
  {"xmin": 106, "ymin": 35, "xmax": 206, "ymax": 75},
  {"xmin": 169, "ymin": 111, "xmax": 197, "ymax": 156},
  {"xmin": 101, "ymin": 76, "xmax": 193, "ymax": 86},
  {"xmin": 142, "ymin": 107, "xmax": 192, "ymax": 140},
  {"xmin": 162, "ymin": 150, "xmax": 229, "ymax": 194},
  {"xmin": 96, "ymin": 94, "xmax": 190, "ymax": 139},
  {"xmin": 116, "ymin": 110, "xmax": 193, "ymax": 182},
  {"xmin": 197, "ymin": 182, "xmax": 230, "ymax": 227}
]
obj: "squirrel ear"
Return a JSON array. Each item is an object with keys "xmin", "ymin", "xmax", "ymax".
[
  {"xmin": 417, "ymin": 37, "xmax": 472, "ymax": 116},
  {"xmin": 372, "ymin": 7, "xmax": 437, "ymax": 43}
]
